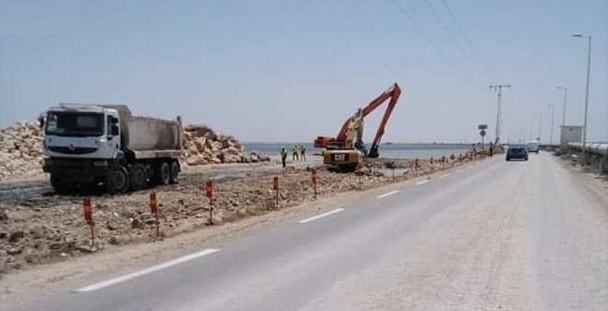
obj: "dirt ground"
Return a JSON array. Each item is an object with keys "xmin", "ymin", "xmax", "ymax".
[{"xmin": 0, "ymin": 152, "xmax": 487, "ymax": 276}]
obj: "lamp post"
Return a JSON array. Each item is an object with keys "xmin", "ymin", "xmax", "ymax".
[
  {"xmin": 548, "ymin": 104, "xmax": 555, "ymax": 145},
  {"xmin": 556, "ymin": 86, "xmax": 568, "ymax": 126},
  {"xmin": 572, "ymin": 33, "xmax": 592, "ymax": 162}
]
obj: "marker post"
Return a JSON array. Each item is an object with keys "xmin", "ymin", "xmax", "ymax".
[
  {"xmin": 311, "ymin": 169, "xmax": 318, "ymax": 199},
  {"xmin": 83, "ymin": 197, "xmax": 95, "ymax": 246},
  {"xmin": 149, "ymin": 192, "xmax": 160, "ymax": 237},
  {"xmin": 205, "ymin": 181, "xmax": 214, "ymax": 225},
  {"xmin": 273, "ymin": 177, "xmax": 279, "ymax": 208}
]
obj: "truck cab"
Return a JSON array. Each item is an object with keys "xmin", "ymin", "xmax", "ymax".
[{"xmin": 44, "ymin": 105, "xmax": 121, "ymax": 160}]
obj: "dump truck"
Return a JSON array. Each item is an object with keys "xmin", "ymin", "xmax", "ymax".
[{"xmin": 42, "ymin": 104, "xmax": 183, "ymax": 193}]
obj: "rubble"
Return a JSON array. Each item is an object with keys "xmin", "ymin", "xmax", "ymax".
[
  {"xmin": 0, "ymin": 122, "xmax": 44, "ymax": 181},
  {"xmin": 181, "ymin": 124, "xmax": 269, "ymax": 166}
]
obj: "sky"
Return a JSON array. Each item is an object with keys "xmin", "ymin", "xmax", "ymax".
[{"xmin": 0, "ymin": 0, "xmax": 606, "ymax": 143}]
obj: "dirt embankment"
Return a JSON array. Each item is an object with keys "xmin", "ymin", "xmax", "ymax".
[{"xmin": 0, "ymin": 150, "xmax": 491, "ymax": 275}]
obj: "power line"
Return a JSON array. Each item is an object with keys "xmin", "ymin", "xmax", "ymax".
[
  {"xmin": 435, "ymin": 0, "xmax": 493, "ymax": 80},
  {"xmin": 390, "ymin": 0, "xmax": 449, "ymax": 60},
  {"xmin": 420, "ymin": 0, "xmax": 472, "ymax": 60},
  {"xmin": 439, "ymin": 0, "xmax": 476, "ymax": 54}
]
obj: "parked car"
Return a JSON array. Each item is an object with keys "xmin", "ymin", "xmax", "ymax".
[
  {"xmin": 525, "ymin": 141, "xmax": 540, "ymax": 153},
  {"xmin": 506, "ymin": 144, "xmax": 528, "ymax": 161}
]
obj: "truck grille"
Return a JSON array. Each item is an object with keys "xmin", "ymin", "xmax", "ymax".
[{"xmin": 48, "ymin": 146, "xmax": 98, "ymax": 154}]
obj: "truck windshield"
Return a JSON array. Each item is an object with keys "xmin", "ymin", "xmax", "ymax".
[{"xmin": 46, "ymin": 112, "xmax": 104, "ymax": 137}]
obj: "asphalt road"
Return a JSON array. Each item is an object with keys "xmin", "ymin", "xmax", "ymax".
[{"xmin": 11, "ymin": 153, "xmax": 608, "ymax": 310}]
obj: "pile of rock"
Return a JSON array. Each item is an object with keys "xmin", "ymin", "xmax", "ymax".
[
  {"xmin": 0, "ymin": 122, "xmax": 44, "ymax": 181},
  {"xmin": 181, "ymin": 124, "xmax": 269, "ymax": 166}
]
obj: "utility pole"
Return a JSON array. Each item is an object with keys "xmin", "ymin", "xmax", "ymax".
[
  {"xmin": 557, "ymin": 86, "xmax": 568, "ymax": 126},
  {"xmin": 548, "ymin": 104, "xmax": 555, "ymax": 145},
  {"xmin": 572, "ymin": 33, "xmax": 592, "ymax": 163},
  {"xmin": 539, "ymin": 115, "xmax": 543, "ymax": 142},
  {"xmin": 489, "ymin": 84, "xmax": 511, "ymax": 145}
]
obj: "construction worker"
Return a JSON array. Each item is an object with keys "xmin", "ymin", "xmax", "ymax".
[
  {"xmin": 292, "ymin": 145, "xmax": 299, "ymax": 161},
  {"xmin": 300, "ymin": 144, "xmax": 306, "ymax": 161},
  {"xmin": 280, "ymin": 147, "xmax": 288, "ymax": 168}
]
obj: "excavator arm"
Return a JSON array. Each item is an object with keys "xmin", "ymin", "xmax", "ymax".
[{"xmin": 314, "ymin": 83, "xmax": 402, "ymax": 158}]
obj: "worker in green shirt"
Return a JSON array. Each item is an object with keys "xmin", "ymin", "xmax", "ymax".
[{"xmin": 292, "ymin": 145, "xmax": 299, "ymax": 161}]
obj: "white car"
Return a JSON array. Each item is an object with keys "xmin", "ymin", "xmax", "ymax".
[{"xmin": 525, "ymin": 141, "xmax": 540, "ymax": 153}]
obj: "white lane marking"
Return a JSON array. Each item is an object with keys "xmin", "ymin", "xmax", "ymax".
[
  {"xmin": 416, "ymin": 180, "xmax": 430, "ymax": 186},
  {"xmin": 298, "ymin": 208, "xmax": 345, "ymax": 224},
  {"xmin": 439, "ymin": 173, "xmax": 450, "ymax": 178},
  {"xmin": 377, "ymin": 190, "xmax": 399, "ymax": 199},
  {"xmin": 75, "ymin": 248, "xmax": 220, "ymax": 292}
]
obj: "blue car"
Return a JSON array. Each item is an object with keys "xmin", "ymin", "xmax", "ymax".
[{"xmin": 506, "ymin": 144, "xmax": 528, "ymax": 161}]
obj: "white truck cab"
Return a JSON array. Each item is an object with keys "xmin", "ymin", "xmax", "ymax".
[{"xmin": 44, "ymin": 104, "xmax": 121, "ymax": 160}]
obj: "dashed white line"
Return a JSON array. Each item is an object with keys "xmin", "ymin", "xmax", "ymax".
[
  {"xmin": 439, "ymin": 173, "xmax": 450, "ymax": 178},
  {"xmin": 377, "ymin": 190, "xmax": 399, "ymax": 198},
  {"xmin": 75, "ymin": 248, "xmax": 220, "ymax": 292},
  {"xmin": 298, "ymin": 208, "xmax": 345, "ymax": 224},
  {"xmin": 415, "ymin": 179, "xmax": 430, "ymax": 186}
]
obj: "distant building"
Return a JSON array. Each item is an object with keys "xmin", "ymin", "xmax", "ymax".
[{"xmin": 560, "ymin": 125, "xmax": 583, "ymax": 146}]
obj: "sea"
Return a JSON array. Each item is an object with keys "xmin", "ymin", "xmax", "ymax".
[{"xmin": 244, "ymin": 143, "xmax": 475, "ymax": 159}]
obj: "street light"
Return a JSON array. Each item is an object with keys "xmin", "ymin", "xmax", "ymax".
[
  {"xmin": 548, "ymin": 104, "xmax": 555, "ymax": 145},
  {"xmin": 556, "ymin": 86, "xmax": 568, "ymax": 126},
  {"xmin": 572, "ymin": 33, "xmax": 592, "ymax": 162}
]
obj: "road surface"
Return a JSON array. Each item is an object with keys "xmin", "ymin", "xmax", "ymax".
[{"xmin": 8, "ymin": 153, "xmax": 608, "ymax": 310}]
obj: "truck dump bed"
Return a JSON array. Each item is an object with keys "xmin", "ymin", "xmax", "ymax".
[{"xmin": 103, "ymin": 105, "xmax": 183, "ymax": 159}]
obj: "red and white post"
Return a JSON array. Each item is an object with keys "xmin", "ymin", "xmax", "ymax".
[
  {"xmin": 311, "ymin": 169, "xmax": 318, "ymax": 199},
  {"xmin": 205, "ymin": 181, "xmax": 214, "ymax": 225},
  {"xmin": 273, "ymin": 176, "xmax": 279, "ymax": 208},
  {"xmin": 83, "ymin": 197, "xmax": 95, "ymax": 246},
  {"xmin": 149, "ymin": 192, "xmax": 160, "ymax": 237}
]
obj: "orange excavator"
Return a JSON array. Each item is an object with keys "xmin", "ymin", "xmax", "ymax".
[{"xmin": 314, "ymin": 83, "xmax": 402, "ymax": 171}]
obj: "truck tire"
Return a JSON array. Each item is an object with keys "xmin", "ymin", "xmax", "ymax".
[
  {"xmin": 157, "ymin": 162, "xmax": 171, "ymax": 185},
  {"xmin": 169, "ymin": 161, "xmax": 179, "ymax": 184},
  {"xmin": 129, "ymin": 164, "xmax": 147, "ymax": 191},
  {"xmin": 106, "ymin": 166, "xmax": 129, "ymax": 194},
  {"xmin": 50, "ymin": 174, "xmax": 73, "ymax": 194}
]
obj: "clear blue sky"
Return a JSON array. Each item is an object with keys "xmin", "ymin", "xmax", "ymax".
[{"xmin": 1, "ymin": 0, "xmax": 606, "ymax": 143}]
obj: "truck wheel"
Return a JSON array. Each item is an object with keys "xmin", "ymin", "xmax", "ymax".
[
  {"xmin": 106, "ymin": 166, "xmax": 129, "ymax": 194},
  {"xmin": 129, "ymin": 164, "xmax": 147, "ymax": 191},
  {"xmin": 169, "ymin": 161, "xmax": 180, "ymax": 184},
  {"xmin": 50, "ymin": 174, "xmax": 73, "ymax": 194},
  {"xmin": 157, "ymin": 162, "xmax": 171, "ymax": 185}
]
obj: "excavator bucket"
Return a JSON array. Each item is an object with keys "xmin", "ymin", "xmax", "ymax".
[{"xmin": 368, "ymin": 145, "xmax": 380, "ymax": 158}]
